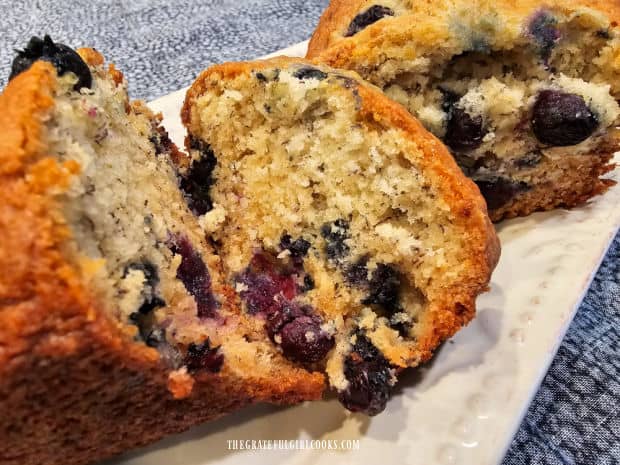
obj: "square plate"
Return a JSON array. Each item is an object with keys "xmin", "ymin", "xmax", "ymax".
[{"xmin": 113, "ymin": 41, "xmax": 620, "ymax": 465}]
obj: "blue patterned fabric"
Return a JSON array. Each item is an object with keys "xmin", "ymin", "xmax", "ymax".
[{"xmin": 0, "ymin": 1, "xmax": 617, "ymax": 463}]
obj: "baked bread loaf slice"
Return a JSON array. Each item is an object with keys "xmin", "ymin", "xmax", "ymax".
[
  {"xmin": 0, "ymin": 37, "xmax": 324, "ymax": 465},
  {"xmin": 181, "ymin": 58, "xmax": 500, "ymax": 415},
  {"xmin": 307, "ymin": 0, "xmax": 620, "ymax": 221}
]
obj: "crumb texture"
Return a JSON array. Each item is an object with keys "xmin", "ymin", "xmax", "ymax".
[
  {"xmin": 182, "ymin": 58, "xmax": 498, "ymax": 415},
  {"xmin": 308, "ymin": 0, "xmax": 620, "ymax": 220}
]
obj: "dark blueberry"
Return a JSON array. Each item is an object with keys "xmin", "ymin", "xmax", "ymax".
[
  {"xmin": 338, "ymin": 333, "xmax": 392, "ymax": 416},
  {"xmin": 256, "ymin": 72, "xmax": 268, "ymax": 82},
  {"xmin": 145, "ymin": 328, "xmax": 166, "ymax": 348},
  {"xmin": 124, "ymin": 261, "xmax": 159, "ymax": 290},
  {"xmin": 345, "ymin": 256, "xmax": 369, "ymax": 286},
  {"xmin": 514, "ymin": 151, "xmax": 543, "ymax": 168},
  {"xmin": 181, "ymin": 138, "xmax": 218, "ymax": 215},
  {"xmin": 184, "ymin": 339, "xmax": 224, "ymax": 373},
  {"xmin": 138, "ymin": 296, "xmax": 166, "ymax": 315},
  {"xmin": 528, "ymin": 11, "xmax": 561, "ymax": 62},
  {"xmin": 279, "ymin": 315, "xmax": 334, "ymax": 364},
  {"xmin": 301, "ymin": 274, "xmax": 315, "ymax": 292},
  {"xmin": 124, "ymin": 261, "xmax": 166, "ymax": 314},
  {"xmin": 168, "ymin": 234, "xmax": 218, "ymax": 319},
  {"xmin": 362, "ymin": 264, "xmax": 401, "ymax": 312},
  {"xmin": 292, "ymin": 66, "xmax": 328, "ymax": 81},
  {"xmin": 443, "ymin": 92, "xmax": 486, "ymax": 152},
  {"xmin": 149, "ymin": 126, "xmax": 175, "ymax": 156},
  {"xmin": 321, "ymin": 219, "xmax": 350, "ymax": 261},
  {"xmin": 390, "ymin": 321, "xmax": 411, "ymax": 338},
  {"xmin": 345, "ymin": 5, "xmax": 395, "ymax": 37},
  {"xmin": 531, "ymin": 90, "xmax": 599, "ymax": 146},
  {"xmin": 280, "ymin": 234, "xmax": 311, "ymax": 258},
  {"xmin": 266, "ymin": 303, "xmax": 334, "ymax": 364},
  {"xmin": 596, "ymin": 29, "xmax": 611, "ymax": 40},
  {"xmin": 236, "ymin": 252, "xmax": 299, "ymax": 314},
  {"xmin": 474, "ymin": 177, "xmax": 530, "ymax": 211},
  {"xmin": 9, "ymin": 35, "xmax": 91, "ymax": 90}
]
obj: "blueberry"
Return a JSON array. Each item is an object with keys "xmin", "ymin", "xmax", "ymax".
[
  {"xmin": 280, "ymin": 234, "xmax": 311, "ymax": 258},
  {"xmin": 266, "ymin": 303, "xmax": 334, "ymax": 364},
  {"xmin": 149, "ymin": 126, "xmax": 175, "ymax": 156},
  {"xmin": 321, "ymin": 219, "xmax": 350, "ymax": 261},
  {"xmin": 168, "ymin": 234, "xmax": 218, "ymax": 319},
  {"xmin": 185, "ymin": 339, "xmax": 224, "ymax": 373},
  {"xmin": 181, "ymin": 138, "xmax": 218, "ymax": 215},
  {"xmin": 124, "ymin": 261, "xmax": 166, "ymax": 315},
  {"xmin": 301, "ymin": 274, "xmax": 315, "ymax": 292},
  {"xmin": 531, "ymin": 90, "xmax": 599, "ymax": 146},
  {"xmin": 362, "ymin": 264, "xmax": 401, "ymax": 312},
  {"xmin": 528, "ymin": 11, "xmax": 561, "ymax": 62},
  {"xmin": 345, "ymin": 5, "xmax": 395, "ymax": 37},
  {"xmin": 292, "ymin": 66, "xmax": 328, "ymax": 81},
  {"xmin": 338, "ymin": 333, "xmax": 392, "ymax": 416},
  {"xmin": 474, "ymin": 177, "xmax": 530, "ymax": 211},
  {"xmin": 345, "ymin": 257, "xmax": 369, "ymax": 286},
  {"xmin": 442, "ymin": 91, "xmax": 486, "ymax": 152},
  {"xmin": 9, "ymin": 35, "xmax": 91, "ymax": 90}
]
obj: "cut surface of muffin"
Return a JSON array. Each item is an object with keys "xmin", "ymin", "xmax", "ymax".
[
  {"xmin": 181, "ymin": 58, "xmax": 500, "ymax": 415},
  {"xmin": 307, "ymin": 0, "xmax": 620, "ymax": 220},
  {"xmin": 1, "ymin": 37, "xmax": 323, "ymax": 465}
]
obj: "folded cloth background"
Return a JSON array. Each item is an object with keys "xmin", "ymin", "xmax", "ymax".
[{"xmin": 0, "ymin": 1, "xmax": 617, "ymax": 463}]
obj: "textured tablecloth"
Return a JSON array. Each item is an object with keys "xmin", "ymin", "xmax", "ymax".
[{"xmin": 0, "ymin": 1, "xmax": 618, "ymax": 464}]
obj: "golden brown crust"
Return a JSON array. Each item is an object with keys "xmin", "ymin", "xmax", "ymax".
[
  {"xmin": 0, "ymin": 61, "xmax": 323, "ymax": 465},
  {"xmin": 182, "ymin": 57, "xmax": 500, "ymax": 366},
  {"xmin": 307, "ymin": 0, "xmax": 620, "ymax": 59}
]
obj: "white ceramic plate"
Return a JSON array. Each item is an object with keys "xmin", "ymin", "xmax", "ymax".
[{"xmin": 114, "ymin": 41, "xmax": 620, "ymax": 465}]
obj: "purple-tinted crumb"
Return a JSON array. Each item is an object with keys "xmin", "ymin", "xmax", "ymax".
[
  {"xmin": 168, "ymin": 234, "xmax": 218, "ymax": 319},
  {"xmin": 528, "ymin": 10, "xmax": 562, "ymax": 63},
  {"xmin": 236, "ymin": 252, "xmax": 299, "ymax": 315},
  {"xmin": 185, "ymin": 339, "xmax": 224, "ymax": 373},
  {"xmin": 237, "ymin": 251, "xmax": 333, "ymax": 364}
]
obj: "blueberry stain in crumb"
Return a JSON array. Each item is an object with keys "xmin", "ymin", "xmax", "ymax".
[
  {"xmin": 181, "ymin": 137, "xmax": 218, "ymax": 216},
  {"xmin": 321, "ymin": 219, "xmax": 351, "ymax": 261},
  {"xmin": 168, "ymin": 234, "xmax": 218, "ymax": 319},
  {"xmin": 338, "ymin": 333, "xmax": 393, "ymax": 416},
  {"xmin": 362, "ymin": 263, "xmax": 402, "ymax": 313},
  {"xmin": 10, "ymin": 35, "xmax": 92, "ymax": 90},
  {"xmin": 345, "ymin": 5, "xmax": 395, "ymax": 37},
  {"xmin": 185, "ymin": 339, "xmax": 224, "ymax": 373},
  {"xmin": 528, "ymin": 11, "xmax": 561, "ymax": 63},
  {"xmin": 531, "ymin": 90, "xmax": 599, "ymax": 146},
  {"xmin": 280, "ymin": 234, "xmax": 311, "ymax": 260}
]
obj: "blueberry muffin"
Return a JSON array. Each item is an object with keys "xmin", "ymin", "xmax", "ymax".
[
  {"xmin": 0, "ymin": 37, "xmax": 324, "ymax": 465},
  {"xmin": 307, "ymin": 0, "xmax": 620, "ymax": 221},
  {"xmin": 181, "ymin": 58, "xmax": 500, "ymax": 416}
]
